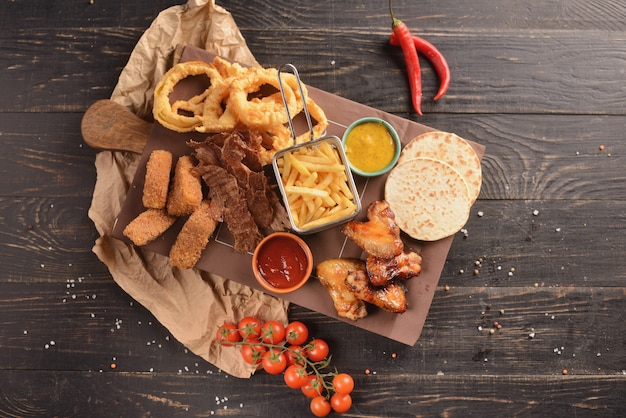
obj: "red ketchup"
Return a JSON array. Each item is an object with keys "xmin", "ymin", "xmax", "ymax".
[{"xmin": 256, "ymin": 235, "xmax": 309, "ymax": 289}]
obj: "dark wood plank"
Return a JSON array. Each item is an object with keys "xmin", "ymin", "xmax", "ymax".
[
  {"xmin": 4, "ymin": 0, "xmax": 626, "ymax": 32},
  {"xmin": 1, "ymin": 29, "xmax": 624, "ymax": 114},
  {"xmin": 1, "ymin": 281, "xmax": 624, "ymax": 377},
  {"xmin": 0, "ymin": 370, "xmax": 623, "ymax": 417},
  {"xmin": 0, "ymin": 113, "xmax": 98, "ymax": 197},
  {"xmin": 444, "ymin": 199, "xmax": 626, "ymax": 287},
  {"xmin": 0, "ymin": 0, "xmax": 175, "ymax": 28},
  {"xmin": 0, "ymin": 281, "xmax": 199, "ymax": 373},
  {"xmin": 223, "ymin": 0, "xmax": 626, "ymax": 31},
  {"xmin": 240, "ymin": 28, "xmax": 626, "ymax": 115},
  {"xmin": 0, "ymin": 27, "xmax": 143, "ymax": 112},
  {"xmin": 426, "ymin": 114, "xmax": 626, "ymax": 201},
  {"xmin": 421, "ymin": 286, "xmax": 626, "ymax": 375},
  {"xmin": 0, "ymin": 197, "xmax": 102, "ymax": 281},
  {"xmin": 5, "ymin": 0, "xmax": 625, "ymax": 32}
]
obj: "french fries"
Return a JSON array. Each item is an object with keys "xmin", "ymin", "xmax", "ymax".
[{"xmin": 276, "ymin": 140, "xmax": 358, "ymax": 231}]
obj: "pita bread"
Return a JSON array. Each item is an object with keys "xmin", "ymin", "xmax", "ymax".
[
  {"xmin": 398, "ymin": 131, "xmax": 482, "ymax": 203},
  {"xmin": 384, "ymin": 157, "xmax": 471, "ymax": 241}
]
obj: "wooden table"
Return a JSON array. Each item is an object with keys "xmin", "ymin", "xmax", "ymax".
[{"xmin": 1, "ymin": 0, "xmax": 624, "ymax": 416}]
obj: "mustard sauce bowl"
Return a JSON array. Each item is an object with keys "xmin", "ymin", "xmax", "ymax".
[{"xmin": 341, "ymin": 117, "xmax": 401, "ymax": 177}]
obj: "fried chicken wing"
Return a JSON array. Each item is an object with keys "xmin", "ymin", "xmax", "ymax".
[
  {"xmin": 318, "ymin": 201, "xmax": 421, "ymax": 319},
  {"xmin": 316, "ymin": 259, "xmax": 368, "ymax": 321},
  {"xmin": 341, "ymin": 200, "xmax": 403, "ymax": 258},
  {"xmin": 345, "ymin": 270, "xmax": 407, "ymax": 314},
  {"xmin": 366, "ymin": 251, "xmax": 423, "ymax": 286}
]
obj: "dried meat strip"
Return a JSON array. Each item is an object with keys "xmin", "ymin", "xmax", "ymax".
[
  {"xmin": 190, "ymin": 130, "xmax": 289, "ymax": 251},
  {"xmin": 196, "ymin": 163, "xmax": 263, "ymax": 253}
]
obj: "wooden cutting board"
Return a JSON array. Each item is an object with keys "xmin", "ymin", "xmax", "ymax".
[{"xmin": 81, "ymin": 99, "xmax": 151, "ymax": 154}]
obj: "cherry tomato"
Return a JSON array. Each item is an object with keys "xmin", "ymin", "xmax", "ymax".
[
  {"xmin": 238, "ymin": 316, "xmax": 262, "ymax": 341},
  {"xmin": 283, "ymin": 364, "xmax": 309, "ymax": 389},
  {"xmin": 330, "ymin": 393, "xmax": 352, "ymax": 413},
  {"xmin": 215, "ymin": 323, "xmax": 241, "ymax": 347},
  {"xmin": 240, "ymin": 343, "xmax": 266, "ymax": 366},
  {"xmin": 285, "ymin": 321, "xmax": 309, "ymax": 345},
  {"xmin": 261, "ymin": 320, "xmax": 286, "ymax": 344},
  {"xmin": 261, "ymin": 348, "xmax": 287, "ymax": 375},
  {"xmin": 301, "ymin": 375, "xmax": 324, "ymax": 398},
  {"xmin": 307, "ymin": 338, "xmax": 329, "ymax": 362},
  {"xmin": 332, "ymin": 373, "xmax": 354, "ymax": 395},
  {"xmin": 284, "ymin": 345, "xmax": 306, "ymax": 366},
  {"xmin": 310, "ymin": 396, "xmax": 331, "ymax": 417}
]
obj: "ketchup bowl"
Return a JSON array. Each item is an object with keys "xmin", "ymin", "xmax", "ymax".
[{"xmin": 252, "ymin": 232, "xmax": 313, "ymax": 294}]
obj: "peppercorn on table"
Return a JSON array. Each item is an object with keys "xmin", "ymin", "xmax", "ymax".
[{"xmin": 1, "ymin": 0, "xmax": 625, "ymax": 416}]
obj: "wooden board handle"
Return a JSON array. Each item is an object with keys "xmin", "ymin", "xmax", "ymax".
[{"xmin": 81, "ymin": 99, "xmax": 152, "ymax": 154}]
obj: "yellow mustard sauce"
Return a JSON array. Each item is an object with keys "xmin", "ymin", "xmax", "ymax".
[{"xmin": 344, "ymin": 122, "xmax": 396, "ymax": 172}]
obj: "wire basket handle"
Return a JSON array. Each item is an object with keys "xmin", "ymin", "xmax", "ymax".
[{"xmin": 278, "ymin": 63, "xmax": 315, "ymax": 141}]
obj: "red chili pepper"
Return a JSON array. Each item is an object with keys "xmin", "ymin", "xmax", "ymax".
[
  {"xmin": 389, "ymin": 33, "xmax": 450, "ymax": 101},
  {"xmin": 389, "ymin": 0, "xmax": 422, "ymax": 115}
]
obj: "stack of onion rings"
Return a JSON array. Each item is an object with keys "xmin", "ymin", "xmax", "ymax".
[{"xmin": 153, "ymin": 57, "xmax": 328, "ymax": 163}]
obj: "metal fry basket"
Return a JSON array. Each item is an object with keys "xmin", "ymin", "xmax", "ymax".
[{"xmin": 271, "ymin": 64, "xmax": 361, "ymax": 235}]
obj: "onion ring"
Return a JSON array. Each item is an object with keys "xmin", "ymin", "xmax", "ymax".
[
  {"xmin": 171, "ymin": 87, "xmax": 211, "ymax": 116},
  {"xmin": 153, "ymin": 61, "xmax": 223, "ymax": 132},
  {"xmin": 227, "ymin": 67, "xmax": 299, "ymax": 129},
  {"xmin": 210, "ymin": 56, "xmax": 246, "ymax": 79},
  {"xmin": 195, "ymin": 79, "xmax": 238, "ymax": 132},
  {"xmin": 280, "ymin": 72, "xmax": 308, "ymax": 114}
]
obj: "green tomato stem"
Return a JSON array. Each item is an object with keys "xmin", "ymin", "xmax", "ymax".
[{"xmin": 219, "ymin": 339, "xmax": 338, "ymax": 396}]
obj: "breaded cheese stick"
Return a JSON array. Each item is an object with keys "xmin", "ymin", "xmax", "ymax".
[
  {"xmin": 169, "ymin": 200, "xmax": 221, "ymax": 269},
  {"xmin": 123, "ymin": 208, "xmax": 177, "ymax": 246},
  {"xmin": 142, "ymin": 150, "xmax": 172, "ymax": 209},
  {"xmin": 167, "ymin": 155, "xmax": 203, "ymax": 216}
]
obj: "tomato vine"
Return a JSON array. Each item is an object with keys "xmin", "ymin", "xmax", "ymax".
[{"xmin": 217, "ymin": 318, "xmax": 354, "ymax": 416}]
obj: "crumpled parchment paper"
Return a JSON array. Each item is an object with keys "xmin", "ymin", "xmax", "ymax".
[{"xmin": 87, "ymin": 0, "xmax": 289, "ymax": 379}]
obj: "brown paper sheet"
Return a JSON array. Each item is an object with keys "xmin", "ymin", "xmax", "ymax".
[
  {"xmin": 87, "ymin": 0, "xmax": 288, "ymax": 379},
  {"xmin": 111, "ymin": 45, "xmax": 486, "ymax": 347}
]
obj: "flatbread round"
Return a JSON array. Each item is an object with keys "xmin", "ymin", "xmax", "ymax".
[
  {"xmin": 398, "ymin": 131, "xmax": 482, "ymax": 203},
  {"xmin": 385, "ymin": 157, "xmax": 471, "ymax": 241}
]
